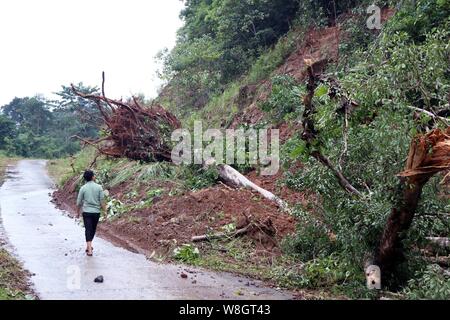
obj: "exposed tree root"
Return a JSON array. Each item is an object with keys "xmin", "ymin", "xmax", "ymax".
[{"xmin": 71, "ymin": 72, "xmax": 181, "ymax": 162}]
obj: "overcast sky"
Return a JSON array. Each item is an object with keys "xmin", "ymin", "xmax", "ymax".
[{"xmin": 0, "ymin": 0, "xmax": 185, "ymax": 106}]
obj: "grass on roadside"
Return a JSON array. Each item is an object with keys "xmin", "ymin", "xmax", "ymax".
[
  {"xmin": 0, "ymin": 249, "xmax": 34, "ymax": 300},
  {"xmin": 47, "ymin": 147, "xmax": 97, "ymax": 186},
  {"xmin": 0, "ymin": 155, "xmax": 20, "ymax": 183}
]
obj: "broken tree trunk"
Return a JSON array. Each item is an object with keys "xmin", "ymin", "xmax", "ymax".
[
  {"xmin": 215, "ymin": 163, "xmax": 289, "ymax": 212},
  {"xmin": 301, "ymin": 60, "xmax": 362, "ymax": 197},
  {"xmin": 192, "ymin": 224, "xmax": 253, "ymax": 242},
  {"xmin": 374, "ymin": 127, "xmax": 450, "ymax": 279}
]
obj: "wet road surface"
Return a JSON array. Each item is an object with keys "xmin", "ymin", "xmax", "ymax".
[{"xmin": 0, "ymin": 160, "xmax": 292, "ymax": 300}]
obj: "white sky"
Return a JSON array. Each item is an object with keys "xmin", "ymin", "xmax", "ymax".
[{"xmin": 0, "ymin": 0, "xmax": 185, "ymax": 106}]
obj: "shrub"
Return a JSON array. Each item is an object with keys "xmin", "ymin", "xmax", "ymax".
[
  {"xmin": 261, "ymin": 75, "xmax": 304, "ymax": 121},
  {"xmin": 173, "ymin": 244, "xmax": 200, "ymax": 263},
  {"xmin": 403, "ymin": 265, "xmax": 450, "ymax": 300}
]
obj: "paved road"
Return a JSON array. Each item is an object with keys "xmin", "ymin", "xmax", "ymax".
[{"xmin": 0, "ymin": 160, "xmax": 292, "ymax": 300}]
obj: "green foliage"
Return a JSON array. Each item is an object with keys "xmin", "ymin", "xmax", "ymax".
[
  {"xmin": 182, "ymin": 165, "xmax": 219, "ymax": 190},
  {"xmin": 261, "ymin": 75, "xmax": 304, "ymax": 121},
  {"xmin": 297, "ymin": 254, "xmax": 361, "ymax": 288},
  {"xmin": 0, "ymin": 115, "xmax": 16, "ymax": 150},
  {"xmin": 173, "ymin": 244, "xmax": 200, "ymax": 263},
  {"xmin": 386, "ymin": 0, "xmax": 450, "ymax": 43},
  {"xmin": 147, "ymin": 188, "xmax": 164, "ymax": 199},
  {"xmin": 282, "ymin": 207, "xmax": 336, "ymax": 262},
  {"xmin": 105, "ymin": 198, "xmax": 124, "ymax": 220},
  {"xmin": 247, "ymin": 30, "xmax": 300, "ymax": 83},
  {"xmin": 279, "ymin": 0, "xmax": 450, "ymax": 296},
  {"xmin": 403, "ymin": 265, "xmax": 450, "ymax": 300},
  {"xmin": 108, "ymin": 162, "xmax": 142, "ymax": 188},
  {"xmin": 137, "ymin": 162, "xmax": 177, "ymax": 181},
  {"xmin": 159, "ymin": 0, "xmax": 302, "ymax": 112},
  {"xmin": 272, "ymin": 253, "xmax": 376, "ymax": 298},
  {"xmin": 222, "ymin": 223, "xmax": 237, "ymax": 233},
  {"xmin": 0, "ymin": 83, "xmax": 101, "ymax": 159},
  {"xmin": 0, "ymin": 249, "xmax": 33, "ymax": 300}
]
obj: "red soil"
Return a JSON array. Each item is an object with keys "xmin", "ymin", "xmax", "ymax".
[{"xmin": 52, "ymin": 171, "xmax": 304, "ymax": 258}]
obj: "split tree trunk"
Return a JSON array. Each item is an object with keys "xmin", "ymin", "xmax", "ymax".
[
  {"xmin": 374, "ymin": 178, "xmax": 429, "ymax": 276},
  {"xmin": 374, "ymin": 128, "xmax": 450, "ymax": 280}
]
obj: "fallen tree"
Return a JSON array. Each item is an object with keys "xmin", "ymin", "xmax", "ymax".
[
  {"xmin": 73, "ymin": 73, "xmax": 290, "ymax": 211},
  {"xmin": 216, "ymin": 163, "xmax": 289, "ymax": 211},
  {"xmin": 71, "ymin": 72, "xmax": 181, "ymax": 162},
  {"xmin": 298, "ymin": 59, "xmax": 450, "ymax": 287}
]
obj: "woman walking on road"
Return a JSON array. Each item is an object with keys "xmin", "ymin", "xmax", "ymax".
[{"xmin": 76, "ymin": 170, "xmax": 106, "ymax": 256}]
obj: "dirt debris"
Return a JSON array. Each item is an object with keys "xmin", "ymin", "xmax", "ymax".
[{"xmin": 52, "ymin": 167, "xmax": 306, "ymax": 261}]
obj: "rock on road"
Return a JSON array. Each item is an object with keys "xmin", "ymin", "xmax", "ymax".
[{"xmin": 0, "ymin": 160, "xmax": 292, "ymax": 300}]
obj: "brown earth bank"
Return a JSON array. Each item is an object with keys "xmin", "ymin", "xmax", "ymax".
[
  {"xmin": 229, "ymin": 7, "xmax": 395, "ymax": 141},
  {"xmin": 52, "ymin": 169, "xmax": 304, "ymax": 259},
  {"xmin": 0, "ymin": 242, "xmax": 36, "ymax": 300}
]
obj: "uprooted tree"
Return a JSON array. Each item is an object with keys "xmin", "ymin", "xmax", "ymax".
[
  {"xmin": 71, "ymin": 73, "xmax": 181, "ymax": 163},
  {"xmin": 71, "ymin": 73, "xmax": 288, "ymax": 211}
]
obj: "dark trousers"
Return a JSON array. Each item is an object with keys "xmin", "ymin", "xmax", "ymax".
[{"xmin": 82, "ymin": 212, "xmax": 100, "ymax": 242}]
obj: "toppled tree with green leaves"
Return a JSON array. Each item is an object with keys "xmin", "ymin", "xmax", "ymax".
[
  {"xmin": 279, "ymin": 0, "xmax": 450, "ymax": 291},
  {"xmin": 376, "ymin": 128, "xmax": 450, "ymax": 278},
  {"xmin": 71, "ymin": 73, "xmax": 181, "ymax": 162}
]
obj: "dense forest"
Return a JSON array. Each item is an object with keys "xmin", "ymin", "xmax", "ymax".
[
  {"xmin": 2, "ymin": 0, "xmax": 449, "ymax": 299},
  {"xmin": 0, "ymin": 85, "xmax": 100, "ymax": 158}
]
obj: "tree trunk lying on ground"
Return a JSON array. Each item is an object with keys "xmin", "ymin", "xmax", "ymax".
[
  {"xmin": 192, "ymin": 217, "xmax": 277, "ymax": 243},
  {"xmin": 204, "ymin": 160, "xmax": 289, "ymax": 212},
  {"xmin": 192, "ymin": 224, "xmax": 253, "ymax": 242},
  {"xmin": 426, "ymin": 237, "xmax": 450, "ymax": 249},
  {"xmin": 374, "ymin": 127, "xmax": 450, "ymax": 281}
]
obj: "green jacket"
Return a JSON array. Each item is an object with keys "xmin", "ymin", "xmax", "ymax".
[{"xmin": 76, "ymin": 181, "xmax": 105, "ymax": 214}]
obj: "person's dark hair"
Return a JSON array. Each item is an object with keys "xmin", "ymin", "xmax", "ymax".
[{"xmin": 83, "ymin": 170, "xmax": 95, "ymax": 182}]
